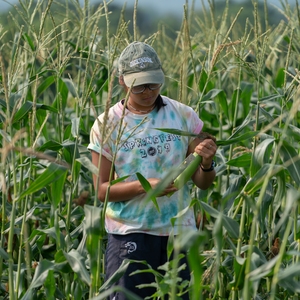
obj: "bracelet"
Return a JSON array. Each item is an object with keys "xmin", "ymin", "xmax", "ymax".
[{"xmin": 200, "ymin": 160, "xmax": 216, "ymax": 172}]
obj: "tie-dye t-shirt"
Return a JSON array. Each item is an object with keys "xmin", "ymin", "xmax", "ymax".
[{"xmin": 88, "ymin": 96, "xmax": 203, "ymax": 236}]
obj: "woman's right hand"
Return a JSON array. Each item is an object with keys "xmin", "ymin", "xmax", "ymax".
[{"xmin": 147, "ymin": 178, "xmax": 178, "ymax": 196}]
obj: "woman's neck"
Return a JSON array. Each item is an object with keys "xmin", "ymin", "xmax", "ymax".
[{"xmin": 127, "ymin": 101, "xmax": 155, "ymax": 114}]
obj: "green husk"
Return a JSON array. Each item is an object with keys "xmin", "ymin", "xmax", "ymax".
[{"xmin": 173, "ymin": 152, "xmax": 202, "ymax": 190}]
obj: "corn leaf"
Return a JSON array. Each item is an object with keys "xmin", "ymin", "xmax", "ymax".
[
  {"xmin": 37, "ymin": 140, "xmax": 63, "ymax": 151},
  {"xmin": 21, "ymin": 259, "xmax": 55, "ymax": 300},
  {"xmin": 226, "ymin": 152, "xmax": 252, "ymax": 167},
  {"xmin": 240, "ymin": 82, "xmax": 253, "ymax": 116},
  {"xmin": 19, "ymin": 163, "xmax": 68, "ymax": 200},
  {"xmin": 279, "ymin": 140, "xmax": 300, "ymax": 186},
  {"xmin": 277, "ymin": 262, "xmax": 300, "ymax": 293},
  {"xmin": 200, "ymin": 201, "xmax": 239, "ymax": 239},
  {"xmin": 0, "ymin": 247, "xmax": 9, "ymax": 260},
  {"xmin": 272, "ymin": 188, "xmax": 300, "ymax": 238},
  {"xmin": 173, "ymin": 153, "xmax": 201, "ymax": 189},
  {"xmin": 230, "ymin": 256, "xmax": 246, "ymax": 290},
  {"xmin": 248, "ymin": 256, "xmax": 277, "ymax": 281},
  {"xmin": 287, "ymin": 124, "xmax": 300, "ymax": 142},
  {"xmin": 154, "ymin": 128, "xmax": 198, "ymax": 138},
  {"xmin": 278, "ymin": 262, "xmax": 300, "ymax": 281},
  {"xmin": 278, "ymin": 278, "xmax": 300, "ymax": 294},
  {"xmin": 71, "ymin": 117, "xmax": 81, "ymax": 138},
  {"xmin": 136, "ymin": 172, "xmax": 160, "ymax": 212},
  {"xmin": 76, "ymin": 156, "xmax": 99, "ymax": 175},
  {"xmin": 44, "ymin": 270, "xmax": 56, "ymax": 300},
  {"xmin": 98, "ymin": 259, "xmax": 131, "ymax": 293},
  {"xmin": 170, "ymin": 201, "xmax": 194, "ymax": 227},
  {"xmin": 198, "ymin": 69, "xmax": 214, "ymax": 92},
  {"xmin": 22, "ymin": 32, "xmax": 35, "ymax": 51},
  {"xmin": 83, "ymin": 205, "xmax": 103, "ymax": 288},
  {"xmin": 83, "ymin": 204, "xmax": 103, "ymax": 235},
  {"xmin": 58, "ymin": 77, "xmax": 69, "ymax": 108},
  {"xmin": 251, "ymin": 138, "xmax": 275, "ymax": 176},
  {"xmin": 63, "ymin": 250, "xmax": 91, "ymax": 285},
  {"xmin": 275, "ymin": 68, "xmax": 285, "ymax": 88},
  {"xmin": 259, "ymin": 181, "xmax": 273, "ymax": 233},
  {"xmin": 243, "ymin": 164, "xmax": 284, "ymax": 195},
  {"xmin": 92, "ymin": 286, "xmax": 143, "ymax": 300},
  {"xmin": 154, "ymin": 128, "xmax": 259, "ymax": 146},
  {"xmin": 36, "ymin": 75, "xmax": 56, "ymax": 97},
  {"xmin": 229, "ymin": 88, "xmax": 240, "ymax": 124},
  {"xmin": 223, "ymin": 175, "xmax": 245, "ymax": 209},
  {"xmin": 35, "ymin": 227, "xmax": 65, "ymax": 248},
  {"xmin": 186, "ymin": 230, "xmax": 207, "ymax": 297},
  {"xmin": 228, "ymin": 106, "xmax": 256, "ymax": 137},
  {"xmin": 202, "ymin": 88, "xmax": 225, "ymax": 102},
  {"xmin": 218, "ymin": 131, "xmax": 259, "ymax": 146},
  {"xmin": 51, "ymin": 171, "xmax": 68, "ymax": 210},
  {"xmin": 111, "ymin": 175, "xmax": 130, "ymax": 185},
  {"xmin": 13, "ymin": 101, "xmax": 58, "ymax": 124}
]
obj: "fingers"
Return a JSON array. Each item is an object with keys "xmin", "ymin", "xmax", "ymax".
[
  {"xmin": 161, "ymin": 182, "xmax": 178, "ymax": 195},
  {"xmin": 195, "ymin": 138, "xmax": 217, "ymax": 159},
  {"xmin": 148, "ymin": 178, "xmax": 178, "ymax": 196},
  {"xmin": 159, "ymin": 187, "xmax": 178, "ymax": 197}
]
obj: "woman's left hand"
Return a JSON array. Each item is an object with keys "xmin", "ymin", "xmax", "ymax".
[
  {"xmin": 194, "ymin": 138, "xmax": 217, "ymax": 168},
  {"xmin": 188, "ymin": 132, "xmax": 217, "ymax": 189}
]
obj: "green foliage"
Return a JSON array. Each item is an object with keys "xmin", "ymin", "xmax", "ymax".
[{"xmin": 0, "ymin": 0, "xmax": 300, "ymax": 299}]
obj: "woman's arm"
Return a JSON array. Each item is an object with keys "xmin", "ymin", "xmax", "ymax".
[
  {"xmin": 91, "ymin": 151, "xmax": 177, "ymax": 202},
  {"xmin": 91, "ymin": 151, "xmax": 145, "ymax": 202},
  {"xmin": 189, "ymin": 136, "xmax": 217, "ymax": 190}
]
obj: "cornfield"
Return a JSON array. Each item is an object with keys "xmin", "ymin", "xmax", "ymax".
[{"xmin": 0, "ymin": 0, "xmax": 300, "ymax": 299}]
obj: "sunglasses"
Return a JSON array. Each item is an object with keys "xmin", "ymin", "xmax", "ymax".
[{"xmin": 130, "ymin": 84, "xmax": 162, "ymax": 94}]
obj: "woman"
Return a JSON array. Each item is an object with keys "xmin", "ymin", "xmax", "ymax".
[{"xmin": 88, "ymin": 41, "xmax": 217, "ymax": 299}]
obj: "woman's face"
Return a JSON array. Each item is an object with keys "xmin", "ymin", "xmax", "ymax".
[
  {"xmin": 120, "ymin": 76, "xmax": 161, "ymax": 110},
  {"xmin": 128, "ymin": 84, "xmax": 161, "ymax": 109}
]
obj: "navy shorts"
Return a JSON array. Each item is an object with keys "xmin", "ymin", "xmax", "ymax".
[{"xmin": 104, "ymin": 233, "xmax": 190, "ymax": 299}]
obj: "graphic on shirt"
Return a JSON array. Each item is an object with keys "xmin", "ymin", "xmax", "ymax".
[
  {"xmin": 122, "ymin": 133, "xmax": 181, "ymax": 158},
  {"xmin": 125, "ymin": 242, "xmax": 137, "ymax": 253}
]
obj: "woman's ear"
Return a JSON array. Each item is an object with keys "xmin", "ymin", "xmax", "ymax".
[{"xmin": 119, "ymin": 75, "xmax": 125, "ymax": 85}]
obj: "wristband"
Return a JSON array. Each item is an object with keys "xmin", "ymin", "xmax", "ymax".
[{"xmin": 200, "ymin": 160, "xmax": 215, "ymax": 172}]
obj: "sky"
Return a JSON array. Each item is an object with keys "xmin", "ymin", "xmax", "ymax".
[
  {"xmin": 107, "ymin": 0, "xmax": 291, "ymax": 16},
  {"xmin": 0, "ymin": 0, "xmax": 293, "ymax": 15}
]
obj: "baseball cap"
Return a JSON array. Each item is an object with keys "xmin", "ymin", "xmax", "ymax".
[{"xmin": 118, "ymin": 41, "xmax": 165, "ymax": 87}]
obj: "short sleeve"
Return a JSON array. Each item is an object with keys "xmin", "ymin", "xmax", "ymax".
[{"xmin": 87, "ymin": 118, "xmax": 114, "ymax": 161}]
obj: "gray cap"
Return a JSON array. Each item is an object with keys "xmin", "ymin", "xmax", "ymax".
[{"xmin": 118, "ymin": 41, "xmax": 165, "ymax": 87}]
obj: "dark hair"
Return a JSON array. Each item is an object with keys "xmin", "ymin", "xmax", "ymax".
[
  {"xmin": 121, "ymin": 94, "xmax": 167, "ymax": 112},
  {"xmin": 155, "ymin": 95, "xmax": 167, "ymax": 112}
]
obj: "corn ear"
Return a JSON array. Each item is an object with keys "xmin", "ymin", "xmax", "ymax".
[{"xmin": 173, "ymin": 152, "xmax": 202, "ymax": 190}]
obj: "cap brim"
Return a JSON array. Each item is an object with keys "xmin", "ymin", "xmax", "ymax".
[{"xmin": 123, "ymin": 69, "xmax": 165, "ymax": 87}]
